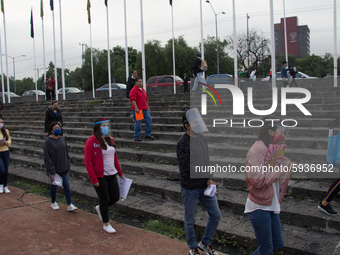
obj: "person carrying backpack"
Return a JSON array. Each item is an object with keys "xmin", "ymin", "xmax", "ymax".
[{"xmin": 190, "ymin": 51, "xmax": 207, "ymax": 92}]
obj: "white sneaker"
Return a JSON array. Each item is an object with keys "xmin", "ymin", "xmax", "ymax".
[
  {"xmin": 103, "ymin": 224, "xmax": 116, "ymax": 234},
  {"xmin": 0, "ymin": 184, "xmax": 3, "ymax": 193},
  {"xmin": 67, "ymin": 203, "xmax": 78, "ymax": 211},
  {"xmin": 51, "ymin": 202, "xmax": 60, "ymax": 210},
  {"xmin": 4, "ymin": 186, "xmax": 10, "ymax": 193},
  {"xmin": 95, "ymin": 205, "xmax": 103, "ymax": 221}
]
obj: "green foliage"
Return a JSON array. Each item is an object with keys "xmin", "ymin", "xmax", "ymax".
[
  {"xmin": 144, "ymin": 219, "xmax": 185, "ymax": 240},
  {"xmin": 295, "ymin": 53, "xmax": 336, "ymax": 78}
]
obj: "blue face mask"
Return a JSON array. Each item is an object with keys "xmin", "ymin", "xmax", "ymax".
[
  {"xmin": 101, "ymin": 126, "xmax": 109, "ymax": 136},
  {"xmin": 53, "ymin": 129, "xmax": 61, "ymax": 136}
]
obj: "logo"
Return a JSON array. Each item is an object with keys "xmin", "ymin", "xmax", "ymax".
[{"xmin": 200, "ymin": 83, "xmax": 223, "ymax": 115}]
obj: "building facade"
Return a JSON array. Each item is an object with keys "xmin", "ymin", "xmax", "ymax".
[{"xmin": 274, "ymin": 16, "xmax": 310, "ymax": 58}]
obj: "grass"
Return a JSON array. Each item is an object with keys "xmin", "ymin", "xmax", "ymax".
[
  {"xmin": 12, "ymin": 180, "xmax": 47, "ymax": 196},
  {"xmin": 144, "ymin": 219, "xmax": 185, "ymax": 240}
]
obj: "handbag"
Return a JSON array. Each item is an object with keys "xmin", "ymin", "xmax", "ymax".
[{"xmin": 327, "ymin": 129, "xmax": 340, "ymax": 168}]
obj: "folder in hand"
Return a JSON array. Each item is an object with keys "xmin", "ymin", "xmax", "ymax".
[{"xmin": 135, "ymin": 110, "xmax": 144, "ymax": 121}]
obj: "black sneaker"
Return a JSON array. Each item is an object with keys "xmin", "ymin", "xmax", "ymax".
[
  {"xmin": 189, "ymin": 247, "xmax": 201, "ymax": 255},
  {"xmin": 144, "ymin": 135, "xmax": 154, "ymax": 140},
  {"xmin": 318, "ymin": 202, "xmax": 338, "ymax": 216},
  {"xmin": 134, "ymin": 138, "xmax": 142, "ymax": 142}
]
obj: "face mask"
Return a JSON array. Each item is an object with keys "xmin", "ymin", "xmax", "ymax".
[
  {"xmin": 270, "ymin": 134, "xmax": 285, "ymax": 144},
  {"xmin": 0, "ymin": 123, "xmax": 4, "ymax": 129},
  {"xmin": 53, "ymin": 129, "xmax": 61, "ymax": 136},
  {"xmin": 53, "ymin": 106, "xmax": 58, "ymax": 111},
  {"xmin": 101, "ymin": 126, "xmax": 109, "ymax": 136}
]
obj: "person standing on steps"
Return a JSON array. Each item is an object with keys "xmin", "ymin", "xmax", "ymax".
[
  {"xmin": 126, "ymin": 69, "xmax": 137, "ymax": 99},
  {"xmin": 45, "ymin": 76, "xmax": 52, "ymax": 100},
  {"xmin": 177, "ymin": 108, "xmax": 221, "ymax": 255},
  {"xmin": 190, "ymin": 51, "xmax": 207, "ymax": 92},
  {"xmin": 318, "ymin": 179, "xmax": 340, "ymax": 216},
  {"xmin": 45, "ymin": 100, "xmax": 63, "ymax": 137},
  {"xmin": 129, "ymin": 77, "xmax": 154, "ymax": 142},
  {"xmin": 84, "ymin": 118, "xmax": 124, "ymax": 234},
  {"xmin": 0, "ymin": 115, "xmax": 11, "ymax": 194},
  {"xmin": 43, "ymin": 122, "xmax": 77, "ymax": 212},
  {"xmin": 183, "ymin": 73, "xmax": 189, "ymax": 93},
  {"xmin": 244, "ymin": 117, "xmax": 293, "ymax": 255}
]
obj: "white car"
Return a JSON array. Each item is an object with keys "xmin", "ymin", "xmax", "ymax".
[
  {"xmin": 57, "ymin": 87, "xmax": 84, "ymax": 94},
  {"xmin": 261, "ymin": 71, "xmax": 318, "ymax": 81}
]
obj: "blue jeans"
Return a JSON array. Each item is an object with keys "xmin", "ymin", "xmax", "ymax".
[
  {"xmin": 132, "ymin": 109, "xmax": 152, "ymax": 139},
  {"xmin": 50, "ymin": 173, "xmax": 72, "ymax": 205},
  {"xmin": 181, "ymin": 188, "xmax": 221, "ymax": 249},
  {"xmin": 192, "ymin": 72, "xmax": 207, "ymax": 91},
  {"xmin": 0, "ymin": 150, "xmax": 10, "ymax": 186},
  {"xmin": 247, "ymin": 210, "xmax": 284, "ymax": 254}
]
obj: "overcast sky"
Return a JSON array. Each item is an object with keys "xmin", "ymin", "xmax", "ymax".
[{"xmin": 1, "ymin": 0, "xmax": 339, "ymax": 81}]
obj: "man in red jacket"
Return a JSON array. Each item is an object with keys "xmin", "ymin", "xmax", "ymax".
[{"xmin": 129, "ymin": 78, "xmax": 153, "ymax": 142}]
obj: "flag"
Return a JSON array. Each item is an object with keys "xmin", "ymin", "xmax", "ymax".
[
  {"xmin": 30, "ymin": 9, "xmax": 34, "ymax": 38},
  {"xmin": 40, "ymin": 0, "xmax": 44, "ymax": 18},
  {"xmin": 169, "ymin": 0, "xmax": 172, "ymax": 6},
  {"xmin": 1, "ymin": 0, "xmax": 4, "ymax": 13},
  {"xmin": 105, "ymin": 0, "xmax": 108, "ymax": 7},
  {"xmin": 50, "ymin": 0, "xmax": 53, "ymax": 11},
  {"xmin": 87, "ymin": 0, "xmax": 91, "ymax": 24}
]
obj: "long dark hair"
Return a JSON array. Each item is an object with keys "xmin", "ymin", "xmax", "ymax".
[
  {"xmin": 92, "ymin": 118, "xmax": 115, "ymax": 150},
  {"xmin": 0, "ymin": 115, "xmax": 8, "ymax": 141},
  {"xmin": 256, "ymin": 116, "xmax": 281, "ymax": 148}
]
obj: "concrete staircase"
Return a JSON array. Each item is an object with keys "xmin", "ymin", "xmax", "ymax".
[{"xmin": 5, "ymin": 84, "xmax": 340, "ymax": 255}]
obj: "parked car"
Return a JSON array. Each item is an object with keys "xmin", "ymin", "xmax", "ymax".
[
  {"xmin": 206, "ymin": 74, "xmax": 246, "ymax": 86},
  {"xmin": 146, "ymin": 75, "xmax": 189, "ymax": 88},
  {"xmin": 0, "ymin": 92, "xmax": 20, "ymax": 98},
  {"xmin": 22, "ymin": 90, "xmax": 45, "ymax": 96},
  {"xmin": 57, "ymin": 87, "xmax": 84, "ymax": 94},
  {"xmin": 261, "ymin": 71, "xmax": 318, "ymax": 81},
  {"xmin": 96, "ymin": 83, "xmax": 126, "ymax": 91}
]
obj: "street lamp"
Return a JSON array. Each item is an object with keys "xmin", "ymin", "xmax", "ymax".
[
  {"xmin": 2, "ymin": 54, "xmax": 26, "ymax": 94},
  {"xmin": 206, "ymin": 0, "xmax": 225, "ymax": 75}
]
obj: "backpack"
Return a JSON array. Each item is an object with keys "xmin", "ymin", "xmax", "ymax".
[{"xmin": 198, "ymin": 57, "xmax": 208, "ymax": 71}]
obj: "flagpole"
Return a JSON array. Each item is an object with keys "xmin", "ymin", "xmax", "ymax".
[
  {"xmin": 0, "ymin": 21, "xmax": 4, "ymax": 103},
  {"xmin": 140, "ymin": 0, "xmax": 146, "ymax": 90},
  {"xmin": 41, "ymin": 0, "xmax": 46, "ymax": 87},
  {"xmin": 2, "ymin": 1, "xmax": 10, "ymax": 103},
  {"xmin": 124, "ymin": 0, "xmax": 129, "ymax": 82},
  {"xmin": 51, "ymin": 0, "xmax": 58, "ymax": 100},
  {"xmin": 106, "ymin": 1, "xmax": 112, "ymax": 97},
  {"xmin": 283, "ymin": 0, "xmax": 288, "ymax": 66},
  {"xmin": 232, "ymin": 0, "xmax": 238, "ymax": 87},
  {"xmin": 334, "ymin": 0, "xmax": 338, "ymax": 87},
  {"xmin": 59, "ymin": 0, "xmax": 66, "ymax": 100},
  {"xmin": 200, "ymin": 0, "xmax": 204, "ymax": 60},
  {"xmin": 270, "ymin": 0, "xmax": 276, "ymax": 88},
  {"xmin": 171, "ymin": 1, "xmax": 176, "ymax": 94},
  {"xmin": 90, "ymin": 24, "xmax": 95, "ymax": 98},
  {"xmin": 31, "ymin": 8, "xmax": 38, "ymax": 102}
]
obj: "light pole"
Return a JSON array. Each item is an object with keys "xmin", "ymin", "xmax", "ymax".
[
  {"xmin": 33, "ymin": 67, "xmax": 48, "ymax": 90},
  {"xmin": 206, "ymin": 0, "xmax": 225, "ymax": 75},
  {"xmin": 2, "ymin": 54, "xmax": 26, "ymax": 94}
]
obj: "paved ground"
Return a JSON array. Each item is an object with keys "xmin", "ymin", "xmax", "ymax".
[{"xmin": 0, "ymin": 185, "xmax": 227, "ymax": 255}]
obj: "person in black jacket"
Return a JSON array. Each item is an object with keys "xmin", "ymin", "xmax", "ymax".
[
  {"xmin": 45, "ymin": 100, "xmax": 63, "ymax": 136},
  {"xmin": 189, "ymin": 51, "xmax": 207, "ymax": 92},
  {"xmin": 183, "ymin": 73, "xmax": 189, "ymax": 93},
  {"xmin": 177, "ymin": 108, "xmax": 221, "ymax": 255},
  {"xmin": 43, "ymin": 121, "xmax": 77, "ymax": 211},
  {"xmin": 126, "ymin": 69, "xmax": 137, "ymax": 99}
]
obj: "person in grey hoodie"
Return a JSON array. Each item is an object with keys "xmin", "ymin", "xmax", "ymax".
[{"xmin": 43, "ymin": 121, "xmax": 77, "ymax": 212}]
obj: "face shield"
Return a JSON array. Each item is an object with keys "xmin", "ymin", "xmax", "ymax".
[
  {"xmin": 93, "ymin": 119, "xmax": 111, "ymax": 138},
  {"xmin": 186, "ymin": 108, "xmax": 208, "ymax": 134},
  {"xmin": 270, "ymin": 124, "xmax": 289, "ymax": 145}
]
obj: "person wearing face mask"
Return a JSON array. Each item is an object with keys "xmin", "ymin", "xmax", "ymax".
[
  {"xmin": 43, "ymin": 122, "xmax": 77, "ymax": 211},
  {"xmin": 84, "ymin": 118, "xmax": 124, "ymax": 234},
  {"xmin": 177, "ymin": 108, "xmax": 221, "ymax": 255},
  {"xmin": 0, "ymin": 115, "xmax": 11, "ymax": 194},
  {"xmin": 244, "ymin": 117, "xmax": 293, "ymax": 255},
  {"xmin": 44, "ymin": 100, "xmax": 63, "ymax": 137}
]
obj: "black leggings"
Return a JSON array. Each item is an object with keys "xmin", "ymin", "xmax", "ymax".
[
  {"xmin": 325, "ymin": 178, "xmax": 340, "ymax": 203},
  {"xmin": 94, "ymin": 175, "xmax": 120, "ymax": 223}
]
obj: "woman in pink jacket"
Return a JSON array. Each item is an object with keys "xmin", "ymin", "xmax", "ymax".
[
  {"xmin": 84, "ymin": 118, "xmax": 124, "ymax": 234},
  {"xmin": 244, "ymin": 120, "xmax": 292, "ymax": 254}
]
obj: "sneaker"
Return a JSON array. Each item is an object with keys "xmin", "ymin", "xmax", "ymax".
[
  {"xmin": 4, "ymin": 186, "xmax": 10, "ymax": 193},
  {"xmin": 134, "ymin": 137, "xmax": 142, "ymax": 142},
  {"xmin": 51, "ymin": 202, "xmax": 60, "ymax": 210},
  {"xmin": 95, "ymin": 205, "xmax": 102, "ymax": 221},
  {"xmin": 103, "ymin": 224, "xmax": 116, "ymax": 234},
  {"xmin": 198, "ymin": 241, "xmax": 218, "ymax": 255},
  {"xmin": 0, "ymin": 184, "xmax": 3, "ymax": 193},
  {"xmin": 318, "ymin": 202, "xmax": 338, "ymax": 216},
  {"xmin": 189, "ymin": 247, "xmax": 201, "ymax": 255},
  {"xmin": 67, "ymin": 203, "xmax": 78, "ymax": 212},
  {"xmin": 144, "ymin": 135, "xmax": 154, "ymax": 140}
]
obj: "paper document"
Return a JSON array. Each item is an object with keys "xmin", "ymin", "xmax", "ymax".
[
  {"xmin": 204, "ymin": 184, "xmax": 216, "ymax": 197},
  {"xmin": 135, "ymin": 110, "xmax": 144, "ymax": 121},
  {"xmin": 118, "ymin": 177, "xmax": 133, "ymax": 199}
]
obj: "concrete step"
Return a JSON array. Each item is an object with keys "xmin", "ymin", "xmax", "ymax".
[{"xmin": 7, "ymin": 164, "xmax": 340, "ymax": 255}]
